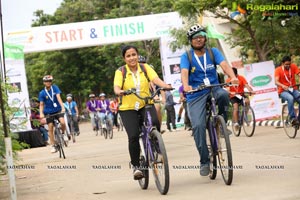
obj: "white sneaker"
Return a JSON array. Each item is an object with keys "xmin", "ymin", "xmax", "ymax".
[
  {"xmin": 63, "ymin": 134, "xmax": 69, "ymax": 142},
  {"xmin": 234, "ymin": 123, "xmax": 239, "ymax": 131},
  {"xmin": 50, "ymin": 145, "xmax": 57, "ymax": 153},
  {"xmin": 133, "ymin": 169, "xmax": 144, "ymax": 180}
]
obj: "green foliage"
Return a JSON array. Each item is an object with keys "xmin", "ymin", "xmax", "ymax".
[{"xmin": 0, "ymin": 82, "xmax": 29, "ymax": 175}]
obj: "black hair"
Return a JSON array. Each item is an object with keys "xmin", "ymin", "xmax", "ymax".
[
  {"xmin": 282, "ymin": 55, "xmax": 291, "ymax": 63},
  {"xmin": 121, "ymin": 45, "xmax": 139, "ymax": 58},
  {"xmin": 232, "ymin": 67, "xmax": 238, "ymax": 76}
]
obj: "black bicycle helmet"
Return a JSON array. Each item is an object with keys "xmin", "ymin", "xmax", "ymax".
[
  {"xmin": 138, "ymin": 55, "xmax": 146, "ymax": 63},
  {"xmin": 187, "ymin": 24, "xmax": 206, "ymax": 40}
]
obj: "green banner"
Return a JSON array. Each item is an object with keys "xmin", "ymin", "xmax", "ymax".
[
  {"xmin": 4, "ymin": 43, "xmax": 24, "ymax": 60},
  {"xmin": 207, "ymin": 24, "xmax": 225, "ymax": 39}
]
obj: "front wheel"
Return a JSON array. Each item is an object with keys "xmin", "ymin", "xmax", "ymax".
[
  {"xmin": 216, "ymin": 115, "xmax": 233, "ymax": 185},
  {"xmin": 71, "ymin": 132, "xmax": 76, "ymax": 143},
  {"xmin": 103, "ymin": 128, "xmax": 108, "ymax": 139},
  {"xmin": 242, "ymin": 105, "xmax": 256, "ymax": 137},
  {"xmin": 138, "ymin": 155, "xmax": 149, "ymax": 190},
  {"xmin": 282, "ymin": 104, "xmax": 298, "ymax": 139},
  {"xmin": 149, "ymin": 130, "xmax": 169, "ymax": 195},
  {"xmin": 206, "ymin": 123, "xmax": 217, "ymax": 180},
  {"xmin": 55, "ymin": 128, "xmax": 66, "ymax": 159},
  {"xmin": 232, "ymin": 105, "xmax": 242, "ymax": 137},
  {"xmin": 108, "ymin": 122, "xmax": 113, "ymax": 139}
]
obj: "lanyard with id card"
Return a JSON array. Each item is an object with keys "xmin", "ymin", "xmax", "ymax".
[
  {"xmin": 194, "ymin": 52, "xmax": 211, "ymax": 86},
  {"xmin": 45, "ymin": 86, "xmax": 57, "ymax": 107},
  {"xmin": 131, "ymin": 70, "xmax": 141, "ymax": 110}
]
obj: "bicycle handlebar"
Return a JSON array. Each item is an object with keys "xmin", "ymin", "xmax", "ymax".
[
  {"xmin": 45, "ymin": 112, "xmax": 65, "ymax": 117},
  {"xmin": 186, "ymin": 82, "xmax": 237, "ymax": 94},
  {"xmin": 291, "ymin": 84, "xmax": 300, "ymax": 87},
  {"xmin": 123, "ymin": 87, "xmax": 174, "ymax": 101}
]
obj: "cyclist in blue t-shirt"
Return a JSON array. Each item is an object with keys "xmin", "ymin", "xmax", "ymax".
[
  {"xmin": 64, "ymin": 94, "xmax": 80, "ymax": 136},
  {"xmin": 180, "ymin": 25, "xmax": 238, "ymax": 176},
  {"xmin": 39, "ymin": 75, "xmax": 67, "ymax": 153}
]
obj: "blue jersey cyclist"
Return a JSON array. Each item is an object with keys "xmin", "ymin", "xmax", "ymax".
[
  {"xmin": 39, "ymin": 75, "xmax": 68, "ymax": 153},
  {"xmin": 64, "ymin": 94, "xmax": 80, "ymax": 135},
  {"xmin": 180, "ymin": 25, "xmax": 238, "ymax": 176}
]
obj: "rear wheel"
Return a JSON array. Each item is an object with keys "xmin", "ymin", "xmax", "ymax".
[
  {"xmin": 242, "ymin": 105, "xmax": 256, "ymax": 137},
  {"xmin": 149, "ymin": 130, "xmax": 169, "ymax": 195},
  {"xmin": 232, "ymin": 105, "xmax": 242, "ymax": 137},
  {"xmin": 215, "ymin": 115, "xmax": 233, "ymax": 185},
  {"xmin": 282, "ymin": 104, "xmax": 298, "ymax": 139}
]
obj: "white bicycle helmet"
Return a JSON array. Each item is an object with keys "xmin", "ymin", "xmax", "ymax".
[
  {"xmin": 66, "ymin": 94, "xmax": 72, "ymax": 99},
  {"xmin": 42, "ymin": 75, "xmax": 53, "ymax": 81},
  {"xmin": 187, "ymin": 24, "xmax": 206, "ymax": 40},
  {"xmin": 89, "ymin": 94, "xmax": 95, "ymax": 98},
  {"xmin": 99, "ymin": 93, "xmax": 106, "ymax": 97}
]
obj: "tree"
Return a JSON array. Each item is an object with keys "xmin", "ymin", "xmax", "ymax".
[
  {"xmin": 0, "ymin": 82, "xmax": 28, "ymax": 174},
  {"xmin": 26, "ymin": 0, "xmax": 175, "ymax": 112},
  {"xmin": 172, "ymin": 0, "xmax": 300, "ymax": 64}
]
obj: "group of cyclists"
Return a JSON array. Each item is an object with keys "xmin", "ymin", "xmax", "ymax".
[
  {"xmin": 37, "ymin": 24, "xmax": 299, "ymax": 184},
  {"xmin": 86, "ymin": 93, "xmax": 117, "ymax": 133}
]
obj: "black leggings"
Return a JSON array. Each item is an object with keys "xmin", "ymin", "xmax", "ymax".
[{"xmin": 119, "ymin": 105, "xmax": 160, "ymax": 167}]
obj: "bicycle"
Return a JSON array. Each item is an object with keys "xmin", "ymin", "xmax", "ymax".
[
  {"xmin": 281, "ymin": 84, "xmax": 300, "ymax": 138},
  {"xmin": 46, "ymin": 113, "xmax": 66, "ymax": 159},
  {"xmin": 93, "ymin": 112, "xmax": 100, "ymax": 136},
  {"xmin": 187, "ymin": 83, "xmax": 233, "ymax": 185},
  {"xmin": 231, "ymin": 92, "xmax": 256, "ymax": 137},
  {"xmin": 123, "ymin": 87, "xmax": 172, "ymax": 195},
  {"xmin": 101, "ymin": 112, "xmax": 113, "ymax": 139},
  {"xmin": 66, "ymin": 113, "xmax": 76, "ymax": 143}
]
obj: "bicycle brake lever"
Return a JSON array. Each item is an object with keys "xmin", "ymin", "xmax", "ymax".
[{"xmin": 198, "ymin": 84, "xmax": 206, "ymax": 90}]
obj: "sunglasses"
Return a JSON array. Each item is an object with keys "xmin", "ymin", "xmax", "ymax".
[{"xmin": 43, "ymin": 80, "xmax": 52, "ymax": 83}]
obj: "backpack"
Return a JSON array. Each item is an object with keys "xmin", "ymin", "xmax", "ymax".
[
  {"xmin": 118, "ymin": 63, "xmax": 150, "ymax": 89},
  {"xmin": 186, "ymin": 48, "xmax": 223, "ymax": 83}
]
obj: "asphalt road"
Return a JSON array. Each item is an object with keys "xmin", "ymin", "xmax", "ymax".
[{"xmin": 0, "ymin": 122, "xmax": 300, "ymax": 200}]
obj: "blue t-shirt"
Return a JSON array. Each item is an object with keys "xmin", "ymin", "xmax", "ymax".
[
  {"xmin": 64, "ymin": 101, "xmax": 77, "ymax": 115},
  {"xmin": 38, "ymin": 84, "xmax": 62, "ymax": 114},
  {"xmin": 180, "ymin": 47, "xmax": 225, "ymax": 102}
]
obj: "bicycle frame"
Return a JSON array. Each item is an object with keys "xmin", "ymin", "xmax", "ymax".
[
  {"xmin": 207, "ymin": 93, "xmax": 219, "ymax": 153},
  {"xmin": 140, "ymin": 105, "xmax": 155, "ymax": 164}
]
